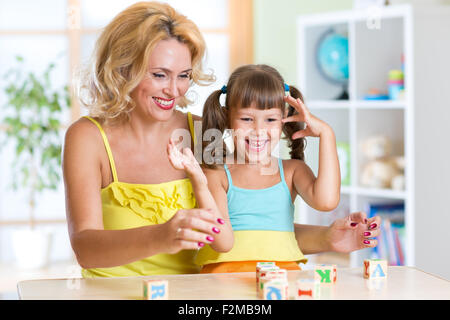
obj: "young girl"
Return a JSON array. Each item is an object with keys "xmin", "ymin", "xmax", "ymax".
[{"xmin": 168, "ymin": 64, "xmax": 369, "ymax": 273}]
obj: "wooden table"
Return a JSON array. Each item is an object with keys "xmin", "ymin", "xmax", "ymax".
[{"xmin": 17, "ymin": 266, "xmax": 450, "ymax": 300}]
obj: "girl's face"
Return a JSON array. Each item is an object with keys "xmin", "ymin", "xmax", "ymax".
[
  {"xmin": 229, "ymin": 105, "xmax": 283, "ymax": 164},
  {"xmin": 131, "ymin": 38, "xmax": 192, "ymax": 122}
]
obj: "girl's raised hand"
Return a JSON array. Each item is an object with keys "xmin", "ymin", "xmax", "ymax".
[
  {"xmin": 282, "ymin": 95, "xmax": 331, "ymax": 139},
  {"xmin": 167, "ymin": 138, "xmax": 207, "ymax": 186}
]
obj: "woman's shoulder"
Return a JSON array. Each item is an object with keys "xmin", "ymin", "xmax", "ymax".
[{"xmin": 64, "ymin": 117, "xmax": 105, "ymax": 152}]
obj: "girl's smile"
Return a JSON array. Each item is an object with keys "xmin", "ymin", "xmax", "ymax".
[{"xmin": 230, "ymin": 106, "xmax": 283, "ymax": 164}]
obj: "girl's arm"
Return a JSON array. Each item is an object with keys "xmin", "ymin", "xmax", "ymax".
[
  {"xmin": 65, "ymin": 120, "xmax": 220, "ymax": 269},
  {"xmin": 283, "ymin": 96, "xmax": 341, "ymax": 211},
  {"xmin": 167, "ymin": 140, "xmax": 234, "ymax": 252}
]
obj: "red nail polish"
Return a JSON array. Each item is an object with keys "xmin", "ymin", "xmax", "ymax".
[
  {"xmin": 198, "ymin": 242, "xmax": 204, "ymax": 247},
  {"xmin": 369, "ymin": 223, "xmax": 377, "ymax": 230},
  {"xmin": 217, "ymin": 218, "xmax": 225, "ymax": 224},
  {"xmin": 363, "ymin": 240, "xmax": 370, "ymax": 244},
  {"xmin": 206, "ymin": 236, "xmax": 214, "ymax": 242},
  {"xmin": 364, "ymin": 219, "xmax": 368, "ymax": 224},
  {"xmin": 364, "ymin": 232, "xmax": 371, "ymax": 236},
  {"xmin": 351, "ymin": 222, "xmax": 358, "ymax": 227},
  {"xmin": 212, "ymin": 227, "xmax": 220, "ymax": 234}
]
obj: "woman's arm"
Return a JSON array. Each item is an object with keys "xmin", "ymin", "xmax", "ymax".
[
  {"xmin": 294, "ymin": 212, "xmax": 382, "ymax": 255},
  {"xmin": 167, "ymin": 140, "xmax": 234, "ymax": 252},
  {"xmin": 64, "ymin": 120, "xmax": 219, "ymax": 269}
]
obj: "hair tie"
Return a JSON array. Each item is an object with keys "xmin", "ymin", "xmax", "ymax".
[{"xmin": 220, "ymin": 85, "xmax": 227, "ymax": 94}]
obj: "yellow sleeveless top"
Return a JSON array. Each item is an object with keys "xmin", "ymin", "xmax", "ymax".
[{"xmin": 82, "ymin": 113, "xmax": 200, "ymax": 278}]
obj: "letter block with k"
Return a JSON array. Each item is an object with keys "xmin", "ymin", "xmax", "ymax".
[{"xmin": 314, "ymin": 264, "xmax": 337, "ymax": 284}]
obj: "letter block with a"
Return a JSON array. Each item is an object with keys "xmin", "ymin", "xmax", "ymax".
[{"xmin": 364, "ymin": 259, "xmax": 387, "ymax": 279}]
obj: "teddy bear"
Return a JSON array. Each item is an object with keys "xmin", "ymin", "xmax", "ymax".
[{"xmin": 360, "ymin": 135, "xmax": 405, "ymax": 190}]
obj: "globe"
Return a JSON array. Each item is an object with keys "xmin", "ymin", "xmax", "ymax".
[{"xmin": 316, "ymin": 29, "xmax": 349, "ymax": 99}]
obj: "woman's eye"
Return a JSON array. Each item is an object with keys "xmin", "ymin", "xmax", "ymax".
[
  {"xmin": 179, "ymin": 73, "xmax": 190, "ymax": 79},
  {"xmin": 152, "ymin": 73, "xmax": 166, "ymax": 78}
]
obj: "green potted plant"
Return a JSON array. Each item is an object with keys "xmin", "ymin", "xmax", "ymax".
[{"xmin": 1, "ymin": 56, "xmax": 70, "ymax": 269}]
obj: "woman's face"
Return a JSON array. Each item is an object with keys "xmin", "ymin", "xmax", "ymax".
[{"xmin": 131, "ymin": 38, "xmax": 192, "ymax": 122}]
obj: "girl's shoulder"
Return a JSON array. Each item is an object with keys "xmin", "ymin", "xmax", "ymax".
[{"xmin": 281, "ymin": 158, "xmax": 309, "ymax": 177}]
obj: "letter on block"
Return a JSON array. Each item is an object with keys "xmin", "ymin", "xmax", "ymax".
[
  {"xmin": 314, "ymin": 264, "xmax": 337, "ymax": 283},
  {"xmin": 363, "ymin": 259, "xmax": 387, "ymax": 279},
  {"xmin": 143, "ymin": 280, "xmax": 169, "ymax": 300},
  {"xmin": 263, "ymin": 279, "xmax": 289, "ymax": 300},
  {"xmin": 256, "ymin": 262, "xmax": 278, "ymax": 290},
  {"xmin": 258, "ymin": 269, "xmax": 287, "ymax": 297},
  {"xmin": 296, "ymin": 279, "xmax": 316, "ymax": 300}
]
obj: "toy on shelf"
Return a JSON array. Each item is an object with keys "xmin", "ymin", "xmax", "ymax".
[
  {"xmin": 143, "ymin": 279, "xmax": 169, "ymax": 300},
  {"xmin": 360, "ymin": 135, "xmax": 405, "ymax": 190},
  {"xmin": 388, "ymin": 69, "xmax": 405, "ymax": 100},
  {"xmin": 364, "ymin": 259, "xmax": 388, "ymax": 279},
  {"xmin": 336, "ymin": 142, "xmax": 350, "ymax": 186},
  {"xmin": 363, "ymin": 88, "xmax": 389, "ymax": 100}
]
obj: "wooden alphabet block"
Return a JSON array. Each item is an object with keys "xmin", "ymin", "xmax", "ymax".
[
  {"xmin": 314, "ymin": 264, "xmax": 337, "ymax": 283},
  {"xmin": 256, "ymin": 262, "xmax": 278, "ymax": 289},
  {"xmin": 143, "ymin": 280, "xmax": 168, "ymax": 300},
  {"xmin": 262, "ymin": 279, "xmax": 289, "ymax": 300},
  {"xmin": 364, "ymin": 259, "xmax": 388, "ymax": 279},
  {"xmin": 296, "ymin": 279, "xmax": 316, "ymax": 300},
  {"xmin": 258, "ymin": 269, "xmax": 287, "ymax": 297}
]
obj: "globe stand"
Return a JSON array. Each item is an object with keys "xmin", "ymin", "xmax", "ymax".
[{"xmin": 336, "ymin": 86, "xmax": 349, "ymax": 100}]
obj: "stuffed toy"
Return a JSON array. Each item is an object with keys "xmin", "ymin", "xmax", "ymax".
[{"xmin": 360, "ymin": 135, "xmax": 405, "ymax": 190}]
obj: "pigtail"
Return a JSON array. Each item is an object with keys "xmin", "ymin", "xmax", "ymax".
[
  {"xmin": 201, "ymin": 89, "xmax": 228, "ymax": 168},
  {"xmin": 282, "ymin": 85, "xmax": 306, "ymax": 161}
]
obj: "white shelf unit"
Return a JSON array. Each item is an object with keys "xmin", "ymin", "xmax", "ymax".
[{"xmin": 295, "ymin": 4, "xmax": 450, "ymax": 277}]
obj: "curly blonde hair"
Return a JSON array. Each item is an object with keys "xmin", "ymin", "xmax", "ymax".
[{"xmin": 77, "ymin": 1, "xmax": 215, "ymax": 124}]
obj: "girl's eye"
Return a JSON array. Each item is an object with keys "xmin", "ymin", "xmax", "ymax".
[
  {"xmin": 240, "ymin": 117, "xmax": 252, "ymax": 121},
  {"xmin": 267, "ymin": 118, "xmax": 279, "ymax": 122}
]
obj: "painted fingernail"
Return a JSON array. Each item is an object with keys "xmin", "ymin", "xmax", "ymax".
[
  {"xmin": 212, "ymin": 227, "xmax": 220, "ymax": 234},
  {"xmin": 351, "ymin": 222, "xmax": 358, "ymax": 227},
  {"xmin": 369, "ymin": 223, "xmax": 377, "ymax": 230},
  {"xmin": 364, "ymin": 219, "xmax": 368, "ymax": 224},
  {"xmin": 206, "ymin": 236, "xmax": 215, "ymax": 242},
  {"xmin": 217, "ymin": 218, "xmax": 225, "ymax": 224},
  {"xmin": 198, "ymin": 242, "xmax": 204, "ymax": 247},
  {"xmin": 363, "ymin": 240, "xmax": 370, "ymax": 244},
  {"xmin": 364, "ymin": 232, "xmax": 371, "ymax": 236}
]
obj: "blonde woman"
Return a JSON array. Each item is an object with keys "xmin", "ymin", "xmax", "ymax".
[{"xmin": 63, "ymin": 1, "xmax": 380, "ymax": 278}]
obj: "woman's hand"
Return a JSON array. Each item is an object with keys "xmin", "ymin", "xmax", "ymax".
[
  {"xmin": 282, "ymin": 95, "xmax": 332, "ymax": 139},
  {"xmin": 161, "ymin": 208, "xmax": 223, "ymax": 254},
  {"xmin": 167, "ymin": 138, "xmax": 207, "ymax": 186},
  {"xmin": 326, "ymin": 211, "xmax": 382, "ymax": 253}
]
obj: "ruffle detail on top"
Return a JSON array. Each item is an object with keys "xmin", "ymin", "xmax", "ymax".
[{"xmin": 105, "ymin": 179, "xmax": 196, "ymax": 224}]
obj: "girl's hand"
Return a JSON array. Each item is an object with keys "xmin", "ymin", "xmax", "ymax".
[
  {"xmin": 325, "ymin": 211, "xmax": 382, "ymax": 253},
  {"xmin": 167, "ymin": 138, "xmax": 207, "ymax": 186},
  {"xmin": 282, "ymin": 95, "xmax": 332, "ymax": 139},
  {"xmin": 162, "ymin": 208, "xmax": 222, "ymax": 254}
]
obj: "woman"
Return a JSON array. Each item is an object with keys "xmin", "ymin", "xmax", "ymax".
[{"xmin": 63, "ymin": 1, "xmax": 380, "ymax": 278}]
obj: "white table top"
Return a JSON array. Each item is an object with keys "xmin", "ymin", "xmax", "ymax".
[{"xmin": 17, "ymin": 266, "xmax": 450, "ymax": 300}]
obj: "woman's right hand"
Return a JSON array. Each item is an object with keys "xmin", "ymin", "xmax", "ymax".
[{"xmin": 161, "ymin": 208, "xmax": 223, "ymax": 254}]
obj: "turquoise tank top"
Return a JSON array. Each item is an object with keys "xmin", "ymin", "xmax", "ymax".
[{"xmin": 226, "ymin": 158, "xmax": 295, "ymax": 232}]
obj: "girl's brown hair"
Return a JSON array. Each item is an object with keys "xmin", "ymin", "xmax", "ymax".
[
  {"xmin": 77, "ymin": 1, "xmax": 215, "ymax": 125},
  {"xmin": 202, "ymin": 64, "xmax": 306, "ymax": 166}
]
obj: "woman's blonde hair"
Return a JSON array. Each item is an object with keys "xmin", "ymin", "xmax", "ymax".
[{"xmin": 78, "ymin": 1, "xmax": 215, "ymax": 124}]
